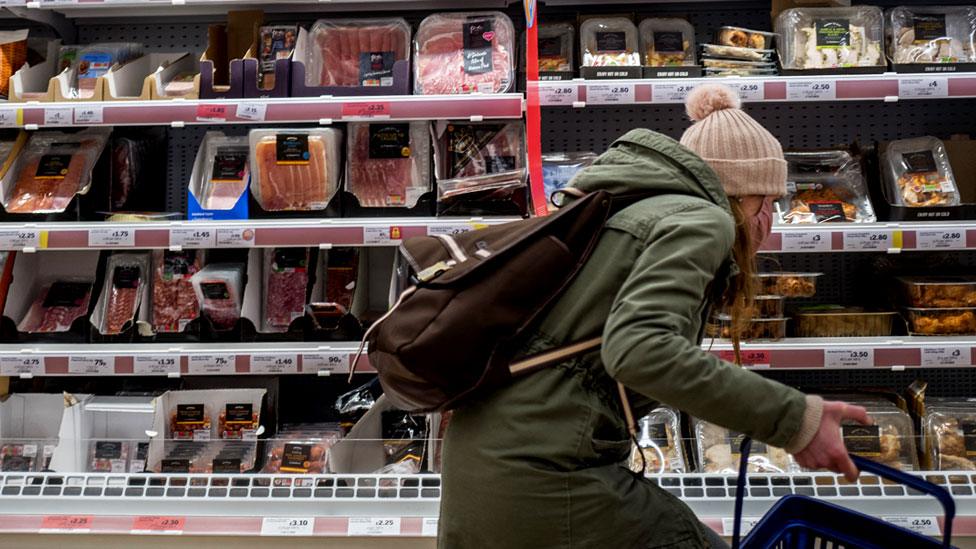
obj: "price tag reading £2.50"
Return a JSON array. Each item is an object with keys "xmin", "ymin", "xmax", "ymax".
[
  {"xmin": 786, "ymin": 80, "xmax": 836, "ymax": 101},
  {"xmin": 736, "ymin": 82, "xmax": 763, "ymax": 101},
  {"xmin": 882, "ymin": 516, "xmax": 940, "ymax": 537}
]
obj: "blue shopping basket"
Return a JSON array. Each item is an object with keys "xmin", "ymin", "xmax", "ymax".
[{"xmin": 731, "ymin": 438, "xmax": 956, "ymax": 549}]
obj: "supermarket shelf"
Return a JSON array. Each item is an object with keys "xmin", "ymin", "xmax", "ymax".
[
  {"xmin": 0, "ymin": 217, "xmax": 515, "ymax": 251},
  {"xmin": 0, "ymin": 94, "xmax": 524, "ymax": 128},
  {"xmin": 2, "ymin": 0, "xmax": 512, "ymax": 17},
  {"xmin": 762, "ymin": 222, "xmax": 976, "ymax": 253},
  {"xmin": 537, "ymin": 73, "xmax": 976, "ymax": 107}
]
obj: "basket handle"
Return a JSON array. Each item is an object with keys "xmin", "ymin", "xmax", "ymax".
[{"xmin": 731, "ymin": 438, "xmax": 955, "ymax": 549}]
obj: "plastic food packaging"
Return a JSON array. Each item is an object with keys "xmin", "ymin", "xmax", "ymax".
[
  {"xmin": 249, "ymin": 128, "xmax": 342, "ymax": 211},
  {"xmin": 581, "ymin": 17, "xmax": 640, "ymax": 67},
  {"xmin": 257, "ymin": 26, "xmax": 297, "ymax": 89},
  {"xmin": 905, "ymin": 307, "xmax": 976, "ymax": 335},
  {"xmin": 639, "ymin": 18, "xmax": 696, "ymax": 67},
  {"xmin": 700, "ymin": 44, "xmax": 774, "ymax": 62},
  {"xmin": 882, "ymin": 136, "xmax": 959, "ymax": 208},
  {"xmin": 170, "ymin": 403, "xmax": 211, "ymax": 441},
  {"xmin": 378, "ymin": 410, "xmax": 428, "ymax": 475},
  {"xmin": 88, "ymin": 441, "xmax": 131, "ymax": 473},
  {"xmin": 94, "ymin": 253, "xmax": 149, "ymax": 335},
  {"xmin": 922, "ymin": 399, "xmax": 976, "ymax": 471},
  {"xmin": 779, "ymin": 150, "xmax": 876, "ymax": 224},
  {"xmin": 704, "ymin": 68, "xmax": 778, "ymax": 77},
  {"xmin": 263, "ymin": 247, "xmax": 309, "ymax": 332},
  {"xmin": 415, "ymin": 12, "xmax": 515, "ymax": 94},
  {"xmin": 72, "ymin": 42, "xmax": 144, "ymax": 98},
  {"xmin": 792, "ymin": 306, "xmax": 896, "ymax": 337},
  {"xmin": 263, "ymin": 424, "xmax": 342, "ymax": 474},
  {"xmin": 702, "ymin": 58, "xmax": 776, "ymax": 69},
  {"xmin": 694, "ymin": 419, "xmax": 796, "ymax": 473},
  {"xmin": 900, "ymin": 276, "xmax": 976, "ymax": 308},
  {"xmin": 111, "ymin": 137, "xmax": 145, "ymax": 211},
  {"xmin": 346, "ymin": 122, "xmax": 431, "ymax": 208},
  {"xmin": 1, "ymin": 443, "xmax": 38, "ymax": 472},
  {"xmin": 162, "ymin": 440, "xmax": 256, "ymax": 474},
  {"xmin": 889, "ymin": 6, "xmax": 976, "ymax": 64},
  {"xmin": 541, "ymin": 152, "xmax": 598, "ymax": 210},
  {"xmin": 162, "ymin": 72, "xmax": 196, "ymax": 98},
  {"xmin": 716, "ymin": 26, "xmax": 776, "ymax": 50},
  {"xmin": 629, "ymin": 407, "xmax": 686, "ymax": 475},
  {"xmin": 151, "ymin": 250, "xmax": 201, "ymax": 334},
  {"xmin": 840, "ymin": 405, "xmax": 917, "ymax": 471},
  {"xmin": 434, "ymin": 121, "xmax": 527, "ymax": 200},
  {"xmin": 309, "ymin": 248, "xmax": 359, "ymax": 330},
  {"xmin": 706, "ymin": 315, "xmax": 787, "ymax": 341},
  {"xmin": 756, "ymin": 272, "xmax": 822, "ymax": 298},
  {"xmin": 189, "ymin": 132, "xmax": 250, "ymax": 211},
  {"xmin": 776, "ymin": 7, "xmax": 884, "ymax": 69},
  {"xmin": 537, "ymin": 22, "xmax": 575, "ymax": 71},
  {"xmin": 305, "ymin": 18, "xmax": 410, "ymax": 87},
  {"xmin": 190, "ymin": 263, "xmax": 245, "ymax": 331},
  {"xmin": 335, "ymin": 377, "xmax": 382, "ymax": 434},
  {"xmin": 0, "ymin": 30, "xmax": 28, "ymax": 97},
  {"xmin": 218, "ymin": 403, "xmax": 259, "ymax": 439},
  {"xmin": 19, "ymin": 280, "xmax": 93, "ymax": 333},
  {"xmin": 2, "ymin": 129, "xmax": 109, "ymax": 214}
]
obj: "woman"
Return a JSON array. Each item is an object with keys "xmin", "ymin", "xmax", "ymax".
[{"xmin": 438, "ymin": 85, "xmax": 870, "ymax": 548}]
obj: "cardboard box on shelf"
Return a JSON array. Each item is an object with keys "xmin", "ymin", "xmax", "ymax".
[
  {"xmin": 197, "ymin": 10, "xmax": 262, "ymax": 100},
  {"xmin": 103, "ymin": 53, "xmax": 191, "ymax": 101},
  {"xmin": 8, "ymin": 39, "xmax": 60, "ymax": 103}
]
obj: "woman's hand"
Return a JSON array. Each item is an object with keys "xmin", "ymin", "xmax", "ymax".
[{"xmin": 792, "ymin": 400, "xmax": 871, "ymax": 482}]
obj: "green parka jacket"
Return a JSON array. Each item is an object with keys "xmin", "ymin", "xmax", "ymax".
[{"xmin": 438, "ymin": 129, "xmax": 809, "ymax": 548}]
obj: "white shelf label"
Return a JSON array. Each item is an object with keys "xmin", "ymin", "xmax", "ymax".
[
  {"xmin": 736, "ymin": 82, "xmax": 763, "ymax": 101},
  {"xmin": 921, "ymin": 346, "xmax": 969, "ymax": 367},
  {"xmin": 421, "ymin": 518, "xmax": 438, "ymax": 537},
  {"xmin": 302, "ymin": 352, "xmax": 349, "ymax": 373},
  {"xmin": 781, "ymin": 230, "xmax": 831, "ymax": 252},
  {"xmin": 587, "ymin": 83, "xmax": 635, "ymax": 105},
  {"xmin": 0, "ymin": 355, "xmax": 43, "ymax": 375},
  {"xmin": 364, "ymin": 226, "xmax": 403, "ymax": 245},
  {"xmin": 917, "ymin": 229, "xmax": 966, "ymax": 250},
  {"xmin": 89, "ymin": 227, "xmax": 135, "ymax": 247},
  {"xmin": 882, "ymin": 516, "xmax": 940, "ymax": 537},
  {"xmin": 43, "ymin": 107, "xmax": 72, "ymax": 126},
  {"xmin": 260, "ymin": 517, "xmax": 315, "ymax": 537},
  {"xmin": 652, "ymin": 82, "xmax": 696, "ymax": 103},
  {"xmin": 539, "ymin": 84, "xmax": 578, "ymax": 106},
  {"xmin": 825, "ymin": 348, "xmax": 874, "ymax": 369},
  {"xmin": 68, "ymin": 355, "xmax": 114, "ymax": 375},
  {"xmin": 427, "ymin": 223, "xmax": 477, "ymax": 237},
  {"xmin": 843, "ymin": 230, "xmax": 896, "ymax": 251},
  {"xmin": 235, "ymin": 102, "xmax": 267, "ymax": 121},
  {"xmin": 0, "ymin": 229, "xmax": 41, "ymax": 250},
  {"xmin": 347, "ymin": 517, "xmax": 401, "ymax": 537},
  {"xmin": 250, "ymin": 354, "xmax": 299, "ymax": 374},
  {"xmin": 133, "ymin": 355, "xmax": 180, "ymax": 375},
  {"xmin": 899, "ymin": 77, "xmax": 948, "ymax": 99},
  {"xmin": 170, "ymin": 227, "xmax": 216, "ymax": 248},
  {"xmin": 722, "ymin": 517, "xmax": 760, "ymax": 536},
  {"xmin": 0, "ymin": 109, "xmax": 19, "ymax": 128},
  {"xmin": 73, "ymin": 106, "xmax": 103, "ymax": 124},
  {"xmin": 187, "ymin": 354, "xmax": 235, "ymax": 375},
  {"xmin": 786, "ymin": 80, "xmax": 836, "ymax": 101},
  {"xmin": 216, "ymin": 227, "xmax": 256, "ymax": 247}
]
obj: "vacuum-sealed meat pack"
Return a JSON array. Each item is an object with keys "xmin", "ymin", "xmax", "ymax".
[
  {"xmin": 92, "ymin": 252, "xmax": 149, "ymax": 335},
  {"xmin": 19, "ymin": 280, "xmax": 94, "ymax": 333},
  {"xmin": 190, "ymin": 263, "xmax": 244, "ymax": 331},
  {"xmin": 346, "ymin": 122, "xmax": 430, "ymax": 208},
  {"xmin": 151, "ymin": 250, "xmax": 201, "ymax": 333},
  {"xmin": 415, "ymin": 12, "xmax": 515, "ymax": 94},
  {"xmin": 263, "ymin": 247, "xmax": 309, "ymax": 332},
  {"xmin": 305, "ymin": 18, "xmax": 411, "ymax": 87},
  {"xmin": 249, "ymin": 128, "xmax": 342, "ymax": 211},
  {"xmin": 433, "ymin": 120, "xmax": 526, "ymax": 200}
]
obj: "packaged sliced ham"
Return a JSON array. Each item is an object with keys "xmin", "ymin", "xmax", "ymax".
[
  {"xmin": 249, "ymin": 128, "xmax": 342, "ymax": 211},
  {"xmin": 2, "ymin": 129, "xmax": 109, "ymax": 214},
  {"xmin": 151, "ymin": 250, "xmax": 201, "ymax": 334},
  {"xmin": 305, "ymin": 18, "xmax": 411, "ymax": 87},
  {"xmin": 18, "ymin": 280, "xmax": 94, "ymax": 333},
  {"xmin": 581, "ymin": 17, "xmax": 641, "ymax": 67},
  {"xmin": 882, "ymin": 136, "xmax": 960, "ymax": 207},
  {"xmin": 92, "ymin": 252, "xmax": 149, "ymax": 335},
  {"xmin": 346, "ymin": 122, "xmax": 430, "ymax": 208},
  {"xmin": 190, "ymin": 263, "xmax": 244, "ymax": 331},
  {"xmin": 189, "ymin": 132, "xmax": 250, "ymax": 211},
  {"xmin": 433, "ymin": 120, "xmax": 527, "ymax": 200},
  {"xmin": 308, "ymin": 248, "xmax": 358, "ymax": 331},
  {"xmin": 415, "ymin": 12, "xmax": 516, "ymax": 95},
  {"xmin": 263, "ymin": 247, "xmax": 309, "ymax": 332}
]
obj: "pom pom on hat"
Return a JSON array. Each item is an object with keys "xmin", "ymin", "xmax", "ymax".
[{"xmin": 685, "ymin": 84, "xmax": 741, "ymax": 121}]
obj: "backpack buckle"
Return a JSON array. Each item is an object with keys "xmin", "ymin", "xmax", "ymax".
[{"xmin": 416, "ymin": 260, "xmax": 456, "ymax": 283}]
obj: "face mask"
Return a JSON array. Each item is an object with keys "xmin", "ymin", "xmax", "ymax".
[{"xmin": 748, "ymin": 197, "xmax": 774, "ymax": 252}]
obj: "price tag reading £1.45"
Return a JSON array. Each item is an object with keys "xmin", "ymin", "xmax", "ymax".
[{"xmin": 170, "ymin": 227, "xmax": 216, "ymax": 248}]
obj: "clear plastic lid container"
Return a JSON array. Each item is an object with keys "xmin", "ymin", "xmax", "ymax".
[
  {"xmin": 923, "ymin": 399, "xmax": 976, "ymax": 471},
  {"xmin": 779, "ymin": 150, "xmax": 876, "ymax": 224},
  {"xmin": 151, "ymin": 250, "xmax": 201, "ymax": 334},
  {"xmin": 776, "ymin": 6, "xmax": 884, "ymax": 69},
  {"xmin": 704, "ymin": 68, "xmax": 778, "ymax": 77},
  {"xmin": 434, "ymin": 120, "xmax": 527, "ymax": 200},
  {"xmin": 706, "ymin": 315, "xmax": 787, "ymax": 341},
  {"xmin": 840, "ymin": 406, "xmax": 917, "ymax": 471},
  {"xmin": 248, "ymin": 128, "xmax": 342, "ymax": 211},
  {"xmin": 541, "ymin": 152, "xmax": 598, "ymax": 211},
  {"xmin": 305, "ymin": 18, "xmax": 411, "ymax": 87},
  {"xmin": 639, "ymin": 18, "xmax": 696, "ymax": 67},
  {"xmin": 580, "ymin": 17, "xmax": 640, "ymax": 67},
  {"xmin": 630, "ymin": 406, "xmax": 686, "ymax": 475},
  {"xmin": 263, "ymin": 424, "xmax": 342, "ymax": 474},
  {"xmin": 899, "ymin": 276, "xmax": 976, "ymax": 308},
  {"xmin": 92, "ymin": 252, "xmax": 149, "ymax": 335},
  {"xmin": 716, "ymin": 26, "xmax": 777, "ymax": 50},
  {"xmin": 889, "ymin": 6, "xmax": 976, "ymax": 64},
  {"xmin": 700, "ymin": 44, "xmax": 774, "ymax": 62},
  {"xmin": 537, "ymin": 22, "xmax": 575, "ymax": 72},
  {"xmin": 414, "ymin": 11, "xmax": 516, "ymax": 94},
  {"xmin": 262, "ymin": 247, "xmax": 309, "ymax": 333},
  {"xmin": 702, "ymin": 58, "xmax": 775, "ymax": 69},
  {"xmin": 346, "ymin": 122, "xmax": 431, "ymax": 208},
  {"xmin": 18, "ymin": 279, "xmax": 94, "ymax": 334},
  {"xmin": 755, "ymin": 272, "xmax": 823, "ymax": 297},
  {"xmin": 792, "ymin": 305, "xmax": 896, "ymax": 337},
  {"xmin": 905, "ymin": 307, "xmax": 976, "ymax": 335},
  {"xmin": 189, "ymin": 132, "xmax": 250, "ymax": 211},
  {"xmin": 882, "ymin": 136, "xmax": 959, "ymax": 208},
  {"xmin": 693, "ymin": 419, "xmax": 797, "ymax": 474},
  {"xmin": 190, "ymin": 263, "xmax": 245, "ymax": 332}
]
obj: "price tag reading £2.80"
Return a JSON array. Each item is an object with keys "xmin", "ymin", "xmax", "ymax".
[
  {"xmin": 843, "ymin": 230, "xmax": 899, "ymax": 251},
  {"xmin": 539, "ymin": 84, "xmax": 578, "ymax": 106},
  {"xmin": 586, "ymin": 84, "xmax": 635, "ymax": 105},
  {"xmin": 786, "ymin": 80, "xmax": 836, "ymax": 101},
  {"xmin": 916, "ymin": 229, "xmax": 966, "ymax": 250},
  {"xmin": 652, "ymin": 83, "xmax": 695, "ymax": 103}
]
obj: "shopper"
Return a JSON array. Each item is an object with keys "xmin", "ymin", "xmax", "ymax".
[{"xmin": 437, "ymin": 84, "xmax": 870, "ymax": 549}]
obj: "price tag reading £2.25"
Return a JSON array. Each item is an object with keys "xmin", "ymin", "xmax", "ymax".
[
  {"xmin": 786, "ymin": 80, "xmax": 836, "ymax": 101},
  {"xmin": 347, "ymin": 517, "xmax": 402, "ymax": 537},
  {"xmin": 89, "ymin": 227, "xmax": 135, "ymax": 247},
  {"xmin": 825, "ymin": 348, "xmax": 874, "ymax": 369},
  {"xmin": 916, "ymin": 229, "xmax": 966, "ymax": 250},
  {"xmin": 586, "ymin": 84, "xmax": 635, "ymax": 105},
  {"xmin": 0, "ymin": 229, "xmax": 41, "ymax": 250},
  {"xmin": 539, "ymin": 84, "xmax": 578, "ymax": 106}
]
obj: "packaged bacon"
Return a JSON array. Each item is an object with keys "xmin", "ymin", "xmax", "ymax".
[
  {"xmin": 415, "ymin": 12, "xmax": 516, "ymax": 95},
  {"xmin": 18, "ymin": 279, "xmax": 94, "ymax": 333},
  {"xmin": 189, "ymin": 132, "xmax": 250, "ymax": 211},
  {"xmin": 248, "ymin": 128, "xmax": 342, "ymax": 212},
  {"xmin": 433, "ymin": 120, "xmax": 527, "ymax": 200},
  {"xmin": 263, "ymin": 247, "xmax": 309, "ymax": 332},
  {"xmin": 2, "ymin": 128, "xmax": 109, "ymax": 214},
  {"xmin": 190, "ymin": 263, "xmax": 244, "ymax": 332},
  {"xmin": 305, "ymin": 18, "xmax": 411, "ymax": 87},
  {"xmin": 346, "ymin": 122, "xmax": 431, "ymax": 208},
  {"xmin": 151, "ymin": 250, "xmax": 201, "ymax": 334},
  {"xmin": 92, "ymin": 252, "xmax": 149, "ymax": 335}
]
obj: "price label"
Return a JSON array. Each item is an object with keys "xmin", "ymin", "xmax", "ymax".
[
  {"xmin": 196, "ymin": 104, "xmax": 228, "ymax": 122},
  {"xmin": 540, "ymin": 84, "xmax": 578, "ymax": 106},
  {"xmin": 131, "ymin": 516, "xmax": 185, "ymax": 535},
  {"xmin": 899, "ymin": 77, "xmax": 948, "ymax": 99},
  {"xmin": 736, "ymin": 82, "xmax": 764, "ymax": 101},
  {"xmin": 170, "ymin": 227, "xmax": 216, "ymax": 248},
  {"xmin": 73, "ymin": 106, "xmax": 103, "ymax": 124},
  {"xmin": 786, "ymin": 80, "xmax": 836, "ymax": 101},
  {"xmin": 43, "ymin": 107, "xmax": 73, "ymax": 126},
  {"xmin": 0, "ymin": 356, "xmax": 43, "ymax": 376},
  {"xmin": 235, "ymin": 102, "xmax": 267, "ymax": 121},
  {"xmin": 882, "ymin": 516, "xmax": 940, "ymax": 537},
  {"xmin": 364, "ymin": 226, "xmax": 403, "ymax": 245},
  {"xmin": 652, "ymin": 82, "xmax": 696, "ymax": 103},
  {"xmin": 0, "ymin": 229, "xmax": 41, "ymax": 250},
  {"xmin": 825, "ymin": 348, "xmax": 874, "ymax": 368},
  {"xmin": 0, "ymin": 109, "xmax": 19, "ymax": 128},
  {"xmin": 921, "ymin": 346, "xmax": 969, "ymax": 367},
  {"xmin": 843, "ymin": 230, "xmax": 899, "ymax": 251},
  {"xmin": 421, "ymin": 518, "xmax": 439, "ymax": 537},
  {"xmin": 916, "ymin": 229, "xmax": 966, "ymax": 250},
  {"xmin": 250, "ymin": 354, "xmax": 299, "ymax": 374},
  {"xmin": 216, "ymin": 227, "xmax": 256, "ymax": 247},
  {"xmin": 718, "ymin": 349, "xmax": 770, "ymax": 367},
  {"xmin": 586, "ymin": 84, "xmax": 635, "ymax": 105},
  {"xmin": 133, "ymin": 355, "xmax": 180, "ymax": 375},
  {"xmin": 781, "ymin": 230, "xmax": 831, "ymax": 252},
  {"xmin": 187, "ymin": 354, "xmax": 235, "ymax": 375},
  {"xmin": 341, "ymin": 102, "xmax": 391, "ymax": 119},
  {"xmin": 722, "ymin": 517, "xmax": 760, "ymax": 536},
  {"xmin": 427, "ymin": 223, "xmax": 477, "ymax": 237},
  {"xmin": 41, "ymin": 515, "xmax": 93, "ymax": 533},
  {"xmin": 261, "ymin": 517, "xmax": 315, "ymax": 537},
  {"xmin": 302, "ymin": 352, "xmax": 350, "ymax": 373},
  {"xmin": 69, "ymin": 356, "xmax": 114, "ymax": 374},
  {"xmin": 89, "ymin": 227, "xmax": 135, "ymax": 247},
  {"xmin": 347, "ymin": 517, "xmax": 401, "ymax": 537}
]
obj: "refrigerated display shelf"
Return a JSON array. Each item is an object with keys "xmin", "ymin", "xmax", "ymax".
[
  {"xmin": 3, "ymin": 0, "xmax": 512, "ymax": 16},
  {"xmin": 762, "ymin": 223, "xmax": 976, "ymax": 254}
]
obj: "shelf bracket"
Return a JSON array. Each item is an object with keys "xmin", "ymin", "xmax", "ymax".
[{"xmin": 8, "ymin": 7, "xmax": 76, "ymax": 44}]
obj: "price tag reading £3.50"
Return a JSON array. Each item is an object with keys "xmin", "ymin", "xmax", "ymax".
[{"xmin": 825, "ymin": 348, "xmax": 874, "ymax": 369}]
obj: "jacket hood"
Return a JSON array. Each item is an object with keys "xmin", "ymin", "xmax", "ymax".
[{"xmin": 570, "ymin": 129, "xmax": 731, "ymax": 213}]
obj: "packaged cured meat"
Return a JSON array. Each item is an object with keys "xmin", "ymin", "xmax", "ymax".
[
  {"xmin": 71, "ymin": 42, "xmax": 144, "ymax": 99},
  {"xmin": 922, "ymin": 399, "xmax": 976, "ymax": 471},
  {"xmin": 779, "ymin": 150, "xmax": 876, "ymax": 224},
  {"xmin": 249, "ymin": 128, "xmax": 342, "ymax": 212},
  {"xmin": 888, "ymin": 6, "xmax": 976, "ymax": 65},
  {"xmin": 190, "ymin": 263, "xmax": 244, "ymax": 332},
  {"xmin": 308, "ymin": 248, "xmax": 359, "ymax": 331},
  {"xmin": 2, "ymin": 129, "xmax": 109, "ymax": 214},
  {"xmin": 170, "ymin": 403, "xmax": 212, "ymax": 441},
  {"xmin": 716, "ymin": 26, "xmax": 776, "ymax": 50},
  {"xmin": 639, "ymin": 18, "xmax": 696, "ymax": 67},
  {"xmin": 346, "ymin": 122, "xmax": 431, "ymax": 208},
  {"xmin": 263, "ymin": 424, "xmax": 341, "ymax": 474},
  {"xmin": 92, "ymin": 253, "xmax": 149, "ymax": 335},
  {"xmin": 839, "ymin": 404, "xmax": 917, "ymax": 471},
  {"xmin": 109, "ymin": 131, "xmax": 166, "ymax": 213},
  {"xmin": 693, "ymin": 418, "xmax": 797, "ymax": 473},
  {"xmin": 151, "ymin": 250, "xmax": 201, "ymax": 334},
  {"xmin": 257, "ymin": 26, "xmax": 297, "ymax": 89},
  {"xmin": 88, "ymin": 440, "xmax": 131, "ymax": 473},
  {"xmin": 702, "ymin": 58, "xmax": 775, "ymax": 69},
  {"xmin": 882, "ymin": 136, "xmax": 960, "ymax": 207},
  {"xmin": 541, "ymin": 152, "xmax": 598, "ymax": 211},
  {"xmin": 305, "ymin": 18, "xmax": 410, "ymax": 88},
  {"xmin": 188, "ymin": 132, "xmax": 250, "ymax": 215},
  {"xmin": 704, "ymin": 68, "xmax": 777, "ymax": 77},
  {"xmin": 415, "ymin": 12, "xmax": 516, "ymax": 94},
  {"xmin": 629, "ymin": 407, "xmax": 686, "ymax": 475},
  {"xmin": 433, "ymin": 121, "xmax": 527, "ymax": 200},
  {"xmin": 1, "ymin": 443, "xmax": 37, "ymax": 472},
  {"xmin": 905, "ymin": 307, "xmax": 976, "ymax": 335},
  {"xmin": 0, "ymin": 30, "xmax": 28, "ymax": 97},
  {"xmin": 162, "ymin": 72, "xmax": 196, "ymax": 97},
  {"xmin": 18, "ymin": 280, "xmax": 93, "ymax": 333},
  {"xmin": 536, "ymin": 22, "xmax": 574, "ymax": 72},
  {"xmin": 776, "ymin": 7, "xmax": 884, "ymax": 70},
  {"xmin": 792, "ymin": 306, "xmax": 896, "ymax": 337},
  {"xmin": 900, "ymin": 276, "xmax": 976, "ymax": 308},
  {"xmin": 263, "ymin": 247, "xmax": 309, "ymax": 332},
  {"xmin": 335, "ymin": 378, "xmax": 381, "ymax": 435},
  {"xmin": 581, "ymin": 17, "xmax": 640, "ymax": 67}
]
